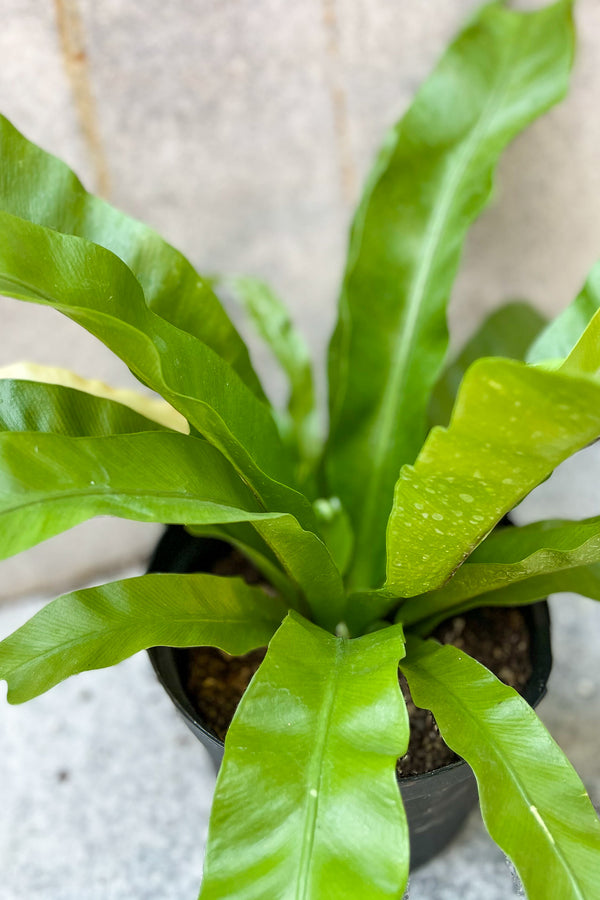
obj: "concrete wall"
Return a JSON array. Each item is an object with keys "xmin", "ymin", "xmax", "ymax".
[{"xmin": 2, "ymin": 0, "xmax": 600, "ymax": 600}]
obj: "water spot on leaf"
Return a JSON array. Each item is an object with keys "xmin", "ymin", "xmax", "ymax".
[{"xmin": 459, "ymin": 493, "xmax": 474, "ymax": 503}]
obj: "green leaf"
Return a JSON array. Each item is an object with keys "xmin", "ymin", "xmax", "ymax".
[
  {"xmin": 0, "ymin": 210, "xmax": 315, "ymax": 528},
  {"xmin": 225, "ymin": 276, "xmax": 320, "ymax": 477},
  {"xmin": 312, "ymin": 496, "xmax": 354, "ymax": 576},
  {"xmin": 401, "ymin": 637, "xmax": 600, "ymax": 899},
  {"xmin": 0, "ymin": 430, "xmax": 344, "ymax": 629},
  {"xmin": 248, "ymin": 519, "xmax": 345, "ymax": 631},
  {"xmin": 560, "ymin": 297, "xmax": 600, "ymax": 379},
  {"xmin": 528, "ymin": 260, "xmax": 600, "ymax": 364},
  {"xmin": 386, "ymin": 359, "xmax": 600, "ymax": 597},
  {"xmin": 430, "ymin": 302, "xmax": 547, "ymax": 428},
  {"xmin": 200, "ymin": 612, "xmax": 409, "ymax": 900},
  {"xmin": 0, "ymin": 377, "xmax": 177, "ymax": 436},
  {"xmin": 0, "ymin": 115, "xmax": 265, "ymax": 399},
  {"xmin": 188, "ymin": 505, "xmax": 353, "ymax": 620},
  {"xmin": 0, "ymin": 430, "xmax": 259, "ymax": 555},
  {"xmin": 0, "ymin": 573, "xmax": 287, "ymax": 703},
  {"xmin": 326, "ymin": 0, "xmax": 574, "ymax": 591},
  {"xmin": 207, "ymin": 507, "xmax": 346, "ymax": 629},
  {"xmin": 400, "ymin": 516, "xmax": 600, "ymax": 631},
  {"xmin": 0, "ymin": 362, "xmax": 188, "ymax": 432},
  {"xmin": 185, "ymin": 522, "xmax": 303, "ymax": 609}
]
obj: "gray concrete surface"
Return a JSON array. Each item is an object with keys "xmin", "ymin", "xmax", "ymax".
[{"xmin": 2, "ymin": 1, "xmax": 600, "ymax": 596}]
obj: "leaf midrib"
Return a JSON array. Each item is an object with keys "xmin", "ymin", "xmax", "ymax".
[
  {"xmin": 0, "ymin": 486, "xmax": 252, "ymax": 519},
  {"xmin": 295, "ymin": 639, "xmax": 344, "ymax": 900},
  {"xmin": 4, "ymin": 613, "xmax": 274, "ymax": 677}
]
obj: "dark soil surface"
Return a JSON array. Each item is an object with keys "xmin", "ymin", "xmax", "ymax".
[
  {"xmin": 183, "ymin": 550, "xmax": 532, "ymax": 778},
  {"xmin": 187, "ymin": 645, "xmax": 267, "ymax": 740},
  {"xmin": 398, "ymin": 605, "xmax": 531, "ymax": 776}
]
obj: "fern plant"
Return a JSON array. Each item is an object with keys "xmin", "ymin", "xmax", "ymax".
[{"xmin": 1, "ymin": 1, "xmax": 600, "ymax": 897}]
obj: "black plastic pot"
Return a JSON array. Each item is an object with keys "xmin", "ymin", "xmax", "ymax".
[{"xmin": 147, "ymin": 525, "xmax": 552, "ymax": 871}]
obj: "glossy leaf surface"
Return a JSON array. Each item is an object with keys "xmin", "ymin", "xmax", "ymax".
[
  {"xmin": 200, "ymin": 612, "xmax": 409, "ymax": 900},
  {"xmin": 401, "ymin": 516, "xmax": 600, "ymax": 629},
  {"xmin": 0, "ymin": 211, "xmax": 315, "ymax": 526},
  {"xmin": 0, "ymin": 377, "xmax": 178, "ymax": 436},
  {"xmin": 326, "ymin": 0, "xmax": 574, "ymax": 590},
  {"xmin": 430, "ymin": 302, "xmax": 546, "ymax": 427},
  {"xmin": 528, "ymin": 260, "xmax": 600, "ymax": 364},
  {"xmin": 226, "ymin": 276, "xmax": 319, "ymax": 475},
  {"xmin": 401, "ymin": 638, "xmax": 600, "ymax": 899},
  {"xmin": 0, "ymin": 430, "xmax": 257, "ymax": 555},
  {"xmin": 0, "ymin": 573, "xmax": 286, "ymax": 702},
  {"xmin": 0, "ymin": 430, "xmax": 344, "ymax": 628},
  {"xmin": 0, "ymin": 362, "xmax": 187, "ymax": 432},
  {"xmin": 386, "ymin": 359, "xmax": 600, "ymax": 597},
  {"xmin": 0, "ymin": 115, "xmax": 265, "ymax": 398},
  {"xmin": 249, "ymin": 518, "xmax": 345, "ymax": 630}
]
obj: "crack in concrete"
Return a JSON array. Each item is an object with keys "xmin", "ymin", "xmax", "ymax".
[
  {"xmin": 53, "ymin": 0, "xmax": 111, "ymax": 198},
  {"xmin": 321, "ymin": 0, "xmax": 357, "ymax": 207}
]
